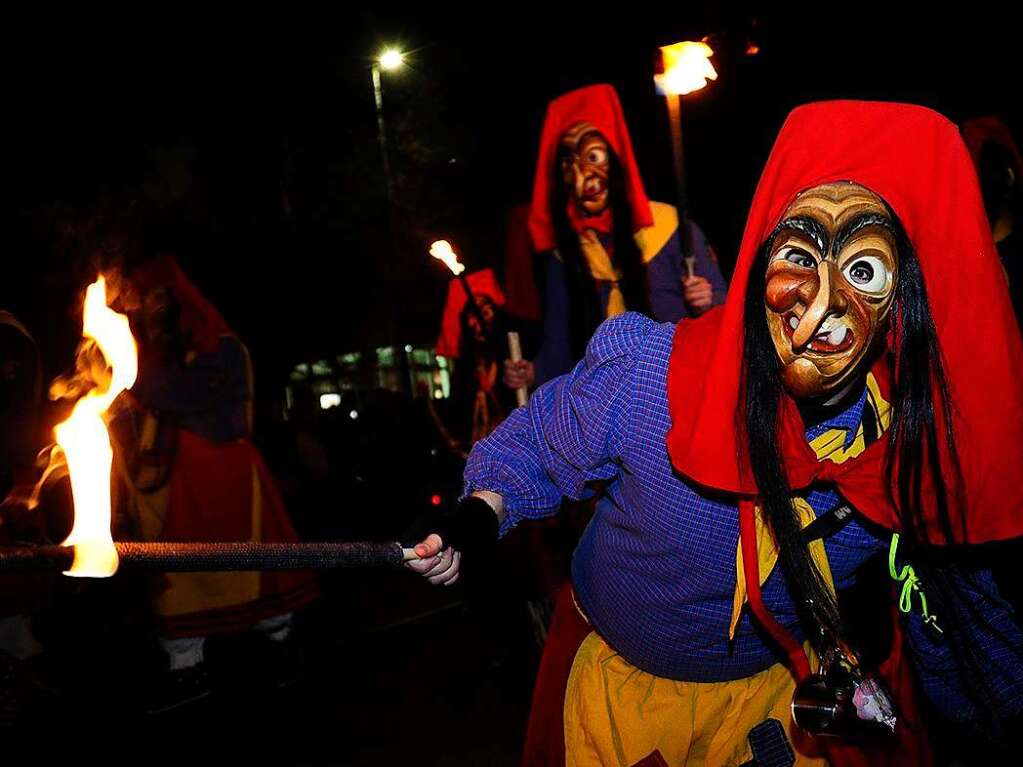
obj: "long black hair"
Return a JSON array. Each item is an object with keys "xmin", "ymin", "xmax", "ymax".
[
  {"xmin": 548, "ymin": 147, "xmax": 648, "ymax": 360},
  {"xmin": 739, "ymin": 208, "xmax": 961, "ymax": 641},
  {"xmin": 741, "ymin": 205, "xmax": 1021, "ymax": 736}
]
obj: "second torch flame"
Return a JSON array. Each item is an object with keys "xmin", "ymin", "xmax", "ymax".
[
  {"xmin": 57, "ymin": 277, "xmax": 138, "ymax": 577},
  {"xmin": 429, "ymin": 240, "xmax": 465, "ymax": 276}
]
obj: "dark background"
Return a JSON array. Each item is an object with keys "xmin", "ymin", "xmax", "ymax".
[{"xmin": 3, "ymin": 5, "xmax": 1018, "ymax": 404}]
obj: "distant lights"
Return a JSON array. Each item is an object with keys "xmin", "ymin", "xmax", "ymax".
[
  {"xmin": 319, "ymin": 393, "xmax": 341, "ymax": 410},
  {"xmin": 349, "ymin": 410, "xmax": 359, "ymax": 420}
]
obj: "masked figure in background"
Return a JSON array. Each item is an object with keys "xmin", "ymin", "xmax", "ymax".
[
  {"xmin": 963, "ymin": 116, "xmax": 1023, "ymax": 328},
  {"xmin": 112, "ymin": 255, "xmax": 317, "ymax": 713},
  {"xmin": 433, "ymin": 269, "xmax": 513, "ymax": 452},
  {"xmin": 503, "ymin": 84, "xmax": 727, "ymax": 392},
  {"xmin": 409, "ymin": 102, "xmax": 1023, "ymax": 766}
]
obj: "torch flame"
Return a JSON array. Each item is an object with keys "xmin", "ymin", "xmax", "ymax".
[
  {"xmin": 57, "ymin": 277, "xmax": 137, "ymax": 577},
  {"xmin": 429, "ymin": 240, "xmax": 465, "ymax": 276},
  {"xmin": 655, "ymin": 41, "xmax": 718, "ymax": 96}
]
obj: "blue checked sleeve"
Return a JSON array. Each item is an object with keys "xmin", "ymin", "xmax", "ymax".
[
  {"xmin": 463, "ymin": 312, "xmax": 648, "ymax": 536},
  {"xmin": 901, "ymin": 565, "xmax": 1023, "ymax": 724}
]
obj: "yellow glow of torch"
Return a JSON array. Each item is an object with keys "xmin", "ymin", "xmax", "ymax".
[
  {"xmin": 57, "ymin": 277, "xmax": 138, "ymax": 577},
  {"xmin": 655, "ymin": 41, "xmax": 718, "ymax": 96},
  {"xmin": 429, "ymin": 240, "xmax": 466, "ymax": 276}
]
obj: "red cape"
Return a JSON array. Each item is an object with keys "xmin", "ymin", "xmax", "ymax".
[
  {"xmin": 962, "ymin": 115, "xmax": 1023, "ymax": 175},
  {"xmin": 435, "ymin": 268, "xmax": 506, "ymax": 359},
  {"xmin": 528, "ymin": 84, "xmax": 653, "ymax": 252},
  {"xmin": 667, "ymin": 100, "xmax": 1023, "ymax": 546}
]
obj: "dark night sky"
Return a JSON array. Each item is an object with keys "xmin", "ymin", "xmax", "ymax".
[{"xmin": 3, "ymin": 5, "xmax": 1017, "ymax": 397}]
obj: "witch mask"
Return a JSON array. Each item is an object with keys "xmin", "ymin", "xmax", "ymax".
[
  {"xmin": 558, "ymin": 121, "xmax": 610, "ymax": 217},
  {"xmin": 765, "ymin": 182, "xmax": 899, "ymax": 400}
]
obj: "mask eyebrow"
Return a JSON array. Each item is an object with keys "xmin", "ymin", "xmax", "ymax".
[
  {"xmin": 831, "ymin": 212, "xmax": 896, "ymax": 255},
  {"xmin": 767, "ymin": 216, "xmax": 828, "ymax": 255}
]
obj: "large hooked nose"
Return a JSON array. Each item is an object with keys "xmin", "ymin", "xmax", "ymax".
[
  {"xmin": 572, "ymin": 163, "xmax": 587, "ymax": 199},
  {"xmin": 791, "ymin": 261, "xmax": 848, "ymax": 349}
]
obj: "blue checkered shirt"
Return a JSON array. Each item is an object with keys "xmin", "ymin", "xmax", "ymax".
[{"xmin": 465, "ymin": 312, "xmax": 1022, "ymax": 722}]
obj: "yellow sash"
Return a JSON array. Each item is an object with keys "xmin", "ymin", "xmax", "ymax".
[
  {"xmin": 577, "ymin": 201, "xmax": 679, "ymax": 318},
  {"xmin": 728, "ymin": 373, "xmax": 891, "ymax": 639}
]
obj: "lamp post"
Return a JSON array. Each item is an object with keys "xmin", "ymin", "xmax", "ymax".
[
  {"xmin": 372, "ymin": 47, "xmax": 405, "ymax": 199},
  {"xmin": 654, "ymin": 40, "xmax": 717, "ymax": 263}
]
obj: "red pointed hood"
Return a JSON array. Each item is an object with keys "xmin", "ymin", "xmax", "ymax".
[
  {"xmin": 528, "ymin": 84, "xmax": 653, "ymax": 252},
  {"xmin": 667, "ymin": 100, "xmax": 1023, "ymax": 545}
]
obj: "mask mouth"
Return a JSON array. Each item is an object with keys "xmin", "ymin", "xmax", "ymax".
[
  {"xmin": 783, "ymin": 312, "xmax": 856, "ymax": 354},
  {"xmin": 580, "ymin": 181, "xmax": 607, "ymax": 202}
]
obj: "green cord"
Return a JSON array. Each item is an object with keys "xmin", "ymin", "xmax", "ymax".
[{"xmin": 888, "ymin": 533, "xmax": 943, "ymax": 634}]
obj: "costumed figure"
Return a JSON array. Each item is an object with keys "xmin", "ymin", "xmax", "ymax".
[
  {"xmin": 433, "ymin": 268, "xmax": 514, "ymax": 451},
  {"xmin": 112, "ymin": 255, "xmax": 318, "ymax": 712},
  {"xmin": 407, "ymin": 101, "xmax": 1023, "ymax": 766},
  {"xmin": 503, "ymin": 84, "xmax": 727, "ymax": 392}
]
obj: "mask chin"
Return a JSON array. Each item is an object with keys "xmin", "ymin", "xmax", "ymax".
[{"xmin": 778, "ymin": 328, "xmax": 887, "ymax": 402}]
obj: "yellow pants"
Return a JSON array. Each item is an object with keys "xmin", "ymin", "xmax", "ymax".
[{"xmin": 563, "ymin": 632, "xmax": 828, "ymax": 766}]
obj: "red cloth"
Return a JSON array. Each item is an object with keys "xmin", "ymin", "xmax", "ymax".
[
  {"xmin": 520, "ymin": 586, "xmax": 594, "ymax": 767},
  {"xmin": 156, "ymin": 430, "xmax": 318, "ymax": 637},
  {"xmin": 503, "ymin": 203, "xmax": 543, "ymax": 322},
  {"xmin": 667, "ymin": 100, "xmax": 1023, "ymax": 546},
  {"xmin": 129, "ymin": 255, "xmax": 233, "ymax": 355},
  {"xmin": 962, "ymin": 115, "xmax": 1023, "ymax": 174},
  {"xmin": 528, "ymin": 84, "xmax": 653, "ymax": 252},
  {"xmin": 435, "ymin": 268, "xmax": 506, "ymax": 358},
  {"xmin": 821, "ymin": 607, "xmax": 934, "ymax": 767}
]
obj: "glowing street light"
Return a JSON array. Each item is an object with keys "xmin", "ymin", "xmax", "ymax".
[
  {"xmin": 379, "ymin": 48, "xmax": 405, "ymax": 71},
  {"xmin": 372, "ymin": 47, "xmax": 406, "ymax": 198}
]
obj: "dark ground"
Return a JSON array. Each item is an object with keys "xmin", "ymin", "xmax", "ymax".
[{"xmin": 5, "ymin": 561, "xmax": 540, "ymax": 766}]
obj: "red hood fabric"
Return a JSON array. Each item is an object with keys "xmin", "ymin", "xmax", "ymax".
[
  {"xmin": 502, "ymin": 203, "xmax": 542, "ymax": 322},
  {"xmin": 435, "ymin": 268, "xmax": 506, "ymax": 358},
  {"xmin": 666, "ymin": 100, "xmax": 1023, "ymax": 546},
  {"xmin": 962, "ymin": 115, "xmax": 1023, "ymax": 175},
  {"xmin": 129, "ymin": 255, "xmax": 233, "ymax": 355},
  {"xmin": 528, "ymin": 84, "xmax": 653, "ymax": 252}
]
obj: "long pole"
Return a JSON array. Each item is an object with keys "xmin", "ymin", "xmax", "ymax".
[
  {"xmin": 456, "ymin": 272, "xmax": 491, "ymax": 343},
  {"xmin": 0, "ymin": 541, "xmax": 418, "ymax": 573},
  {"xmin": 666, "ymin": 94, "xmax": 693, "ymax": 260},
  {"xmin": 372, "ymin": 63, "xmax": 394, "ymax": 201}
]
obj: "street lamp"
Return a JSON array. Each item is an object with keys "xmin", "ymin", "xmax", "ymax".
[
  {"xmin": 372, "ymin": 48, "xmax": 405, "ymax": 198},
  {"xmin": 654, "ymin": 40, "xmax": 717, "ymax": 265},
  {"xmin": 379, "ymin": 48, "xmax": 404, "ymax": 71}
]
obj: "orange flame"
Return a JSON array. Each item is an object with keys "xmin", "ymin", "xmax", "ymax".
[
  {"xmin": 429, "ymin": 240, "xmax": 465, "ymax": 276},
  {"xmin": 57, "ymin": 277, "xmax": 137, "ymax": 577},
  {"xmin": 655, "ymin": 41, "xmax": 718, "ymax": 96}
]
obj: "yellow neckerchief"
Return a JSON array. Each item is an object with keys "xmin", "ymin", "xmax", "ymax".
[
  {"xmin": 728, "ymin": 373, "xmax": 892, "ymax": 639},
  {"xmin": 576, "ymin": 201, "xmax": 679, "ymax": 318}
]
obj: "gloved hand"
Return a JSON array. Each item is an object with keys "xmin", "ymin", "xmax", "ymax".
[{"xmin": 403, "ymin": 494, "xmax": 500, "ymax": 586}]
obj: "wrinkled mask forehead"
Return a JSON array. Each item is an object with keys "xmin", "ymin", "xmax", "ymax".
[{"xmin": 763, "ymin": 182, "xmax": 900, "ymax": 401}]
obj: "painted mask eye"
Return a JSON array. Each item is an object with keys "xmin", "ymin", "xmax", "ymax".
[
  {"xmin": 586, "ymin": 146, "xmax": 608, "ymax": 165},
  {"xmin": 843, "ymin": 256, "xmax": 889, "ymax": 293},
  {"xmin": 775, "ymin": 247, "xmax": 817, "ymax": 270}
]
